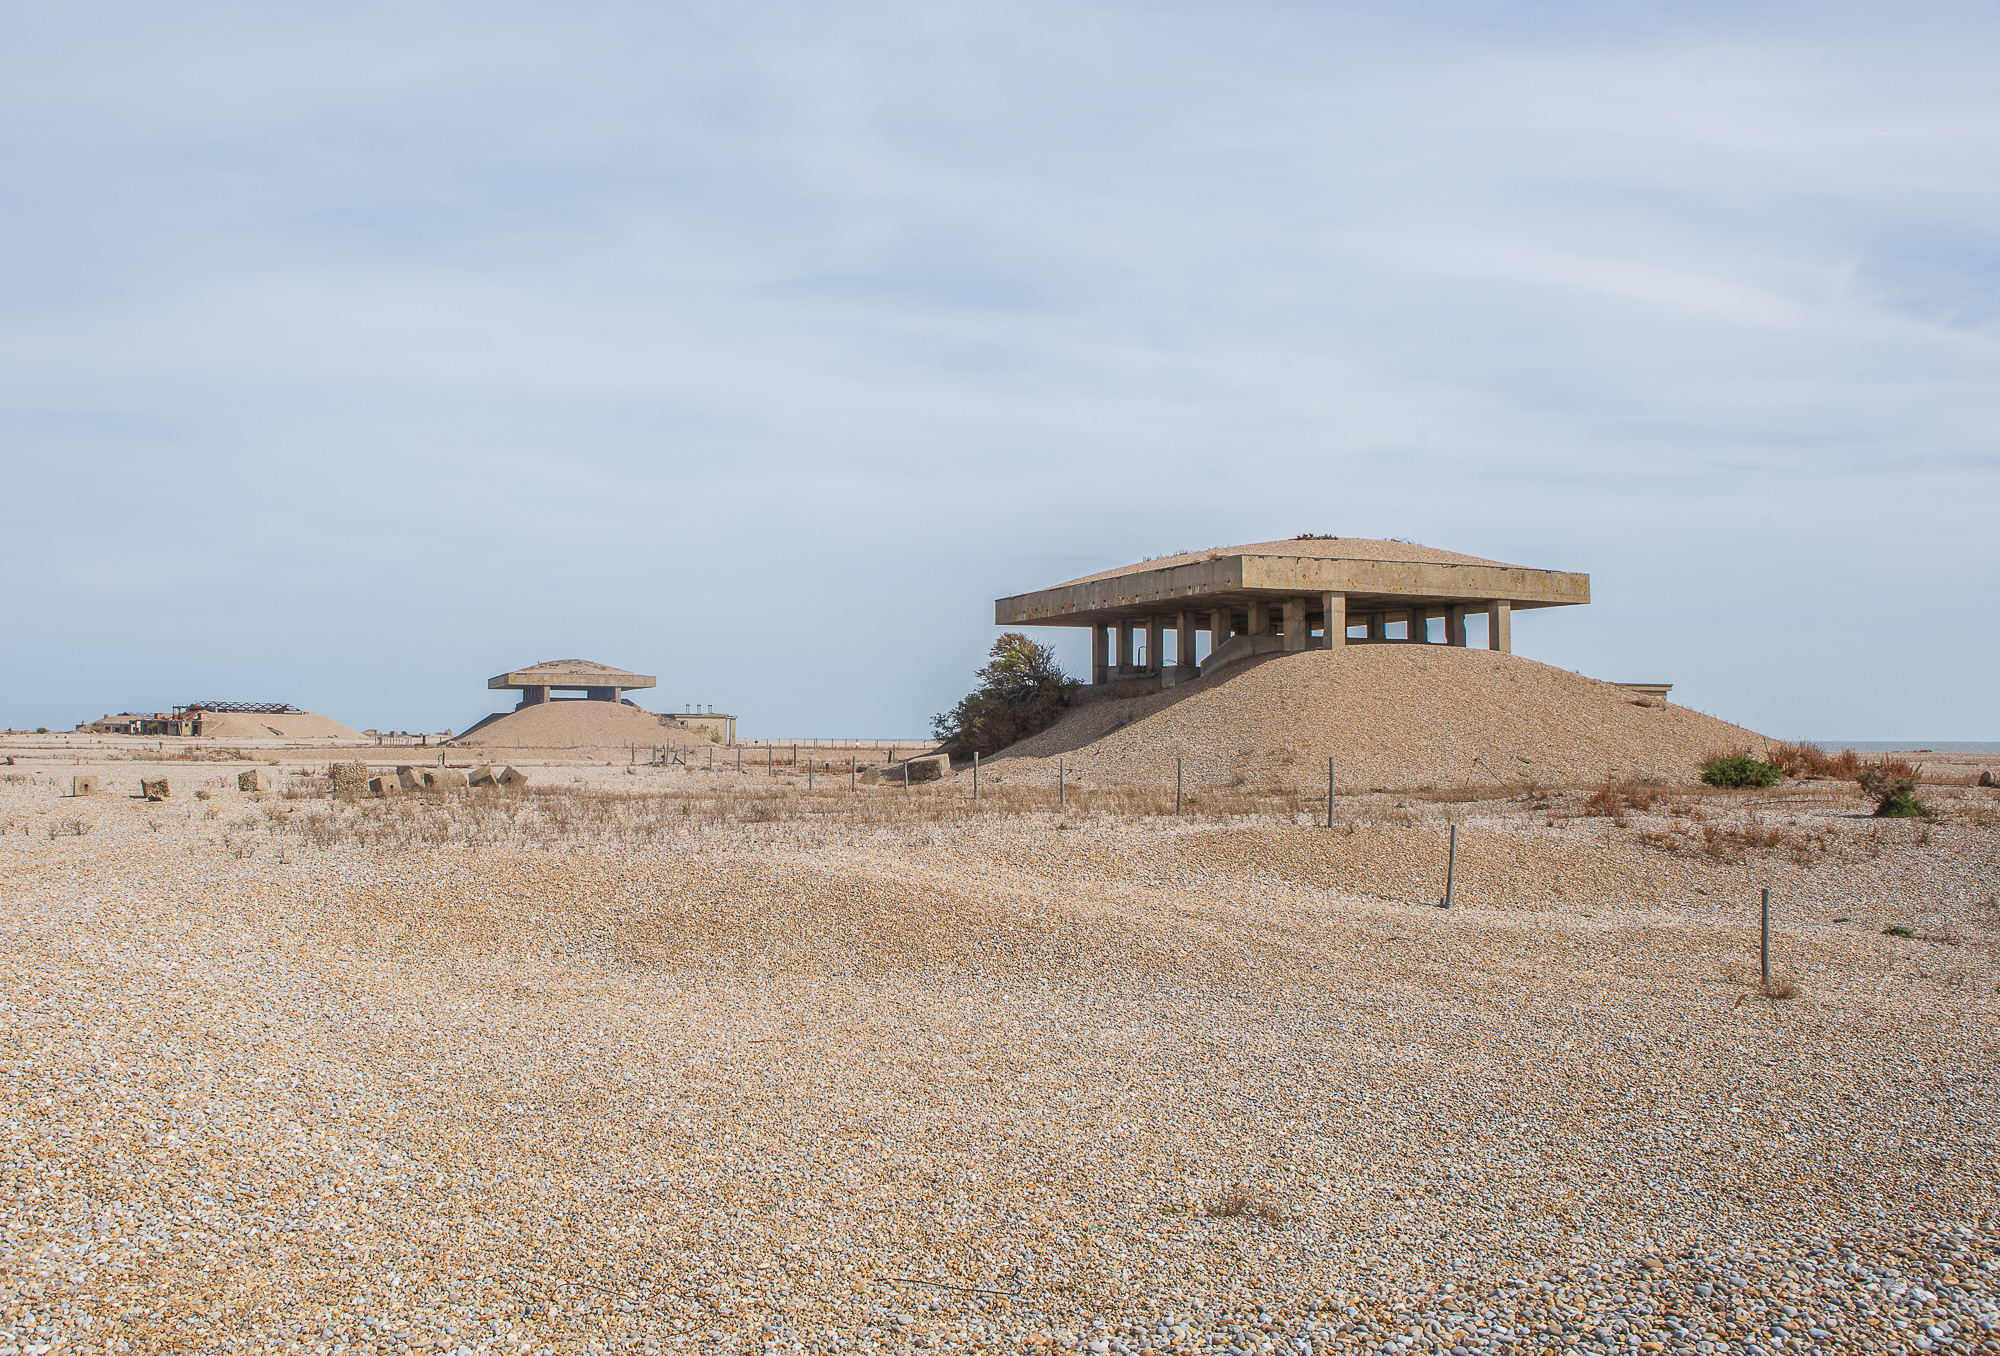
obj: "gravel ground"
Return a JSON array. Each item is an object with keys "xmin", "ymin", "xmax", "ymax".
[{"xmin": 2, "ymin": 745, "xmax": 1996, "ymax": 1356}]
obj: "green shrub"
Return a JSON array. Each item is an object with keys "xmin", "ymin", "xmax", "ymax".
[
  {"xmin": 1858, "ymin": 760, "xmax": 1928, "ymax": 818},
  {"xmin": 932, "ymin": 633, "xmax": 1077, "ymax": 757},
  {"xmin": 1700, "ymin": 753, "xmax": 1780, "ymax": 788}
]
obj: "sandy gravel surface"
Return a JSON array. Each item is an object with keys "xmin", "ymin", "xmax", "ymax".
[
  {"xmin": 448, "ymin": 704, "xmax": 716, "ymax": 760},
  {"xmin": 190, "ymin": 713, "xmax": 366, "ymax": 742},
  {"xmin": 2, "ymin": 752, "xmax": 1997, "ymax": 1356},
  {"xmin": 989, "ymin": 650, "xmax": 1768, "ymax": 793}
]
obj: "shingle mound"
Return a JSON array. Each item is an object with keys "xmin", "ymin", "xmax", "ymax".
[
  {"xmin": 194, "ymin": 710, "xmax": 364, "ymax": 740},
  {"xmin": 448, "ymin": 701, "xmax": 711, "ymax": 756},
  {"xmin": 1054, "ymin": 537, "xmax": 1518, "ymax": 587},
  {"xmin": 986, "ymin": 646, "xmax": 1766, "ymax": 790}
]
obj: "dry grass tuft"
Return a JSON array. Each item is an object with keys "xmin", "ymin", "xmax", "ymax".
[
  {"xmin": 1726, "ymin": 962, "xmax": 1802, "ymax": 1000},
  {"xmin": 1201, "ymin": 1190, "xmax": 1295, "ymax": 1224},
  {"xmin": 1584, "ymin": 778, "xmax": 1657, "ymax": 824},
  {"xmin": 1768, "ymin": 741, "xmax": 1864, "ymax": 781},
  {"xmin": 1760, "ymin": 973, "xmax": 1800, "ymax": 1000}
]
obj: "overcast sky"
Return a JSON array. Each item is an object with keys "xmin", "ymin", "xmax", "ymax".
[{"xmin": 4, "ymin": 3, "xmax": 1996, "ymax": 739}]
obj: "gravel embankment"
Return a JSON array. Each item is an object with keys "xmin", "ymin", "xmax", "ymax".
[{"xmin": 988, "ymin": 648, "xmax": 1769, "ymax": 791}]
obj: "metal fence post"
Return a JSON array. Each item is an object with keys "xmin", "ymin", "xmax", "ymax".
[
  {"xmin": 850, "ymin": 755, "xmax": 856, "ymax": 791},
  {"xmin": 1059, "ymin": 757, "xmax": 1065, "ymax": 811},
  {"xmin": 1176, "ymin": 756, "xmax": 1183, "ymax": 814},
  {"xmin": 1761, "ymin": 888, "xmax": 1771, "ymax": 981},
  {"xmin": 1327, "ymin": 757, "xmax": 1335, "ymax": 828},
  {"xmin": 973, "ymin": 750, "xmax": 979, "ymax": 801},
  {"xmin": 1442, "ymin": 822, "xmax": 1458, "ymax": 908}
]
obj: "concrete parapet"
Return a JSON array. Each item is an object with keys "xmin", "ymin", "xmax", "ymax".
[{"xmin": 1200, "ymin": 632, "xmax": 1286, "ymax": 678}]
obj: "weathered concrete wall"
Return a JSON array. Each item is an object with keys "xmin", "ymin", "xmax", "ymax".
[{"xmin": 996, "ymin": 554, "xmax": 1588, "ymax": 625}]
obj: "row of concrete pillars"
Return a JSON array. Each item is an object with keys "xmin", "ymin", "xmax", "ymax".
[
  {"xmin": 1089, "ymin": 595, "xmax": 1512, "ymax": 683},
  {"xmin": 517, "ymin": 685, "xmax": 625, "ymax": 705}
]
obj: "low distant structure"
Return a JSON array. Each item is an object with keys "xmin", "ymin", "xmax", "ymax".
[
  {"xmin": 667, "ymin": 708, "xmax": 737, "ymax": 743},
  {"xmin": 85, "ymin": 702, "xmax": 309, "ymax": 736},
  {"xmin": 1613, "ymin": 682, "xmax": 1673, "ymax": 708},
  {"xmin": 996, "ymin": 536, "xmax": 1590, "ymax": 686},
  {"xmin": 83, "ymin": 712, "xmax": 196, "ymax": 736},
  {"xmin": 489, "ymin": 659, "xmax": 656, "ymax": 707}
]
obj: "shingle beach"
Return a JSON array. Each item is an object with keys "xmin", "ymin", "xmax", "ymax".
[{"xmin": 2, "ymin": 719, "xmax": 1996, "ymax": 1356}]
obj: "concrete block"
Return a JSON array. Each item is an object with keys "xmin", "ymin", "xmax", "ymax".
[
  {"xmin": 72, "ymin": 775, "xmax": 98, "ymax": 797},
  {"xmin": 469, "ymin": 765, "xmax": 498, "ymax": 788},
  {"xmin": 195, "ymin": 790, "xmax": 213, "ymax": 801},
  {"xmin": 329, "ymin": 762, "xmax": 370, "ymax": 798},
  {"xmin": 896, "ymin": 754, "xmax": 950, "ymax": 783},
  {"xmin": 140, "ymin": 777, "xmax": 171, "ymax": 801},
  {"xmin": 424, "ymin": 768, "xmax": 470, "ymax": 792},
  {"xmin": 395, "ymin": 766, "xmax": 426, "ymax": 792},
  {"xmin": 369, "ymin": 775, "xmax": 401, "ymax": 797},
  {"xmin": 238, "ymin": 768, "xmax": 273, "ymax": 792},
  {"xmin": 497, "ymin": 766, "xmax": 528, "ymax": 788}
]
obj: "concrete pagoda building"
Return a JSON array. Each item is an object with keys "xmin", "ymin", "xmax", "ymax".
[
  {"xmin": 995, "ymin": 537, "xmax": 1589, "ymax": 687},
  {"xmin": 489, "ymin": 659, "xmax": 656, "ymax": 708}
]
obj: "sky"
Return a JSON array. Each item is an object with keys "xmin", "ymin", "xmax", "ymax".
[{"xmin": 3, "ymin": 2, "xmax": 1996, "ymax": 739}]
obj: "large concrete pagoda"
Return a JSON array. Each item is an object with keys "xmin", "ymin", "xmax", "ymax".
[
  {"xmin": 488, "ymin": 659, "xmax": 656, "ymax": 707},
  {"xmin": 994, "ymin": 537, "xmax": 1588, "ymax": 687}
]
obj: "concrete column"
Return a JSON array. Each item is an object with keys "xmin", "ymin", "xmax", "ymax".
[
  {"xmin": 1209, "ymin": 608, "xmax": 1229, "ymax": 646},
  {"xmin": 586, "ymin": 686, "xmax": 622, "ymax": 702},
  {"xmin": 1116, "ymin": 621, "xmax": 1134, "ymax": 674},
  {"xmin": 1247, "ymin": 601, "xmax": 1268, "ymax": 635},
  {"xmin": 1091, "ymin": 624, "xmax": 1109, "ymax": 685},
  {"xmin": 1146, "ymin": 616, "xmax": 1165, "ymax": 672},
  {"xmin": 1487, "ymin": 599, "xmax": 1512, "ymax": 653},
  {"xmin": 521, "ymin": 685, "xmax": 550, "ymax": 706},
  {"xmin": 1283, "ymin": 597, "xmax": 1308, "ymax": 652},
  {"xmin": 1368, "ymin": 612, "xmax": 1386, "ymax": 642},
  {"xmin": 1445, "ymin": 606, "xmax": 1466, "ymax": 648},
  {"xmin": 1323, "ymin": 592, "xmax": 1347, "ymax": 647},
  {"xmin": 1177, "ymin": 611, "xmax": 1196, "ymax": 668},
  {"xmin": 1407, "ymin": 605, "xmax": 1429, "ymax": 643}
]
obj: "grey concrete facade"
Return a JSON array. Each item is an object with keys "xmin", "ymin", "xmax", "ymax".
[{"xmin": 996, "ymin": 539, "xmax": 1587, "ymax": 685}]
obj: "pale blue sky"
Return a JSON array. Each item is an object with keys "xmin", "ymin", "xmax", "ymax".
[{"xmin": 4, "ymin": 3, "xmax": 1996, "ymax": 738}]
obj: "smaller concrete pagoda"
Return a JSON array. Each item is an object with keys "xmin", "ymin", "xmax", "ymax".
[{"xmin": 488, "ymin": 660, "xmax": 656, "ymax": 708}]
